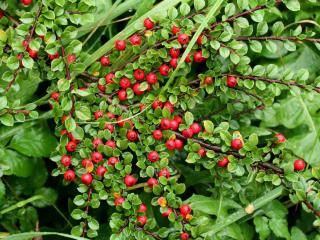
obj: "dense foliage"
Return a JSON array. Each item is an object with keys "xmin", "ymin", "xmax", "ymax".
[{"xmin": 1, "ymin": 0, "xmax": 320, "ymax": 239}]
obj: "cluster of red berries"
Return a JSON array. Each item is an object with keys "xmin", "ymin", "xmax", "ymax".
[{"xmin": 20, "ymin": 0, "xmax": 32, "ymax": 5}]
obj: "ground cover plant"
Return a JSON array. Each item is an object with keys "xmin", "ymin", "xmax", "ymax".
[{"xmin": 1, "ymin": 0, "xmax": 320, "ymax": 239}]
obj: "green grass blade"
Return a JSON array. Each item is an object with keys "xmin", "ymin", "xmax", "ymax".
[
  {"xmin": 1, "ymin": 232, "xmax": 88, "ymax": 240},
  {"xmin": 201, "ymin": 186, "xmax": 284, "ymax": 237}
]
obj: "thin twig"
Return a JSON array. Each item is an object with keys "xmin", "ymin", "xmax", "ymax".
[
  {"xmin": 236, "ymin": 36, "xmax": 320, "ymax": 43},
  {"xmin": 81, "ymin": 188, "xmax": 93, "ymax": 237}
]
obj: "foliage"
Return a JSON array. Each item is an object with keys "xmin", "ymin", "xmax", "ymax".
[{"xmin": 1, "ymin": 0, "xmax": 320, "ymax": 239}]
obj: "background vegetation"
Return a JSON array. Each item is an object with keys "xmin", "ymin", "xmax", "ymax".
[{"xmin": 1, "ymin": 0, "xmax": 320, "ymax": 239}]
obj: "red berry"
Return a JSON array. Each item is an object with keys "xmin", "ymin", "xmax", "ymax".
[
  {"xmin": 98, "ymin": 84, "xmax": 105, "ymax": 93},
  {"xmin": 81, "ymin": 173, "xmax": 93, "ymax": 185},
  {"xmin": 16, "ymin": 54, "xmax": 23, "ymax": 61},
  {"xmin": 166, "ymin": 139, "xmax": 176, "ymax": 151},
  {"xmin": 137, "ymin": 215, "xmax": 148, "ymax": 226},
  {"xmin": 66, "ymin": 141, "xmax": 77, "ymax": 152},
  {"xmin": 114, "ymin": 197, "xmax": 125, "ymax": 206},
  {"xmin": 138, "ymin": 204, "xmax": 148, "ymax": 213},
  {"xmin": 130, "ymin": 34, "xmax": 142, "ymax": 46},
  {"xmin": 105, "ymin": 72, "xmax": 115, "ymax": 84},
  {"xmin": 91, "ymin": 151, "xmax": 103, "ymax": 163},
  {"xmin": 22, "ymin": 40, "xmax": 29, "ymax": 48},
  {"xmin": 178, "ymin": 34, "xmax": 190, "ymax": 45},
  {"xmin": 94, "ymin": 110, "xmax": 104, "ymax": 120},
  {"xmin": 21, "ymin": 0, "xmax": 33, "ymax": 5},
  {"xmin": 197, "ymin": 35, "xmax": 203, "ymax": 45},
  {"xmin": 170, "ymin": 120, "xmax": 179, "ymax": 130},
  {"xmin": 175, "ymin": 139, "xmax": 184, "ymax": 150},
  {"xmin": 185, "ymin": 54, "xmax": 192, "ymax": 63},
  {"xmin": 169, "ymin": 48, "xmax": 180, "ymax": 58},
  {"xmin": 133, "ymin": 69, "xmax": 145, "ymax": 81},
  {"xmin": 162, "ymin": 208, "xmax": 173, "ymax": 218},
  {"xmin": 174, "ymin": 115, "xmax": 183, "ymax": 124},
  {"xmin": 118, "ymin": 89, "xmax": 127, "ymax": 101},
  {"xmin": 153, "ymin": 130, "xmax": 163, "ymax": 140},
  {"xmin": 108, "ymin": 157, "xmax": 119, "ymax": 166},
  {"xmin": 148, "ymin": 151, "xmax": 160, "ymax": 163},
  {"xmin": 204, "ymin": 76, "xmax": 213, "ymax": 85},
  {"xmin": 140, "ymin": 104, "xmax": 145, "ymax": 112},
  {"xmin": 100, "ymin": 56, "xmax": 110, "ymax": 66},
  {"xmin": 28, "ymin": 49, "xmax": 38, "ymax": 58},
  {"xmin": 190, "ymin": 123, "xmax": 202, "ymax": 134},
  {"xmin": 120, "ymin": 77, "xmax": 131, "ymax": 89},
  {"xmin": 275, "ymin": 133, "xmax": 286, "ymax": 144},
  {"xmin": 294, "ymin": 159, "xmax": 305, "ymax": 171},
  {"xmin": 159, "ymin": 64, "xmax": 170, "ymax": 76},
  {"xmin": 197, "ymin": 147, "xmax": 206, "ymax": 157},
  {"xmin": 227, "ymin": 75, "xmax": 237, "ymax": 88},
  {"xmin": 0, "ymin": 11, "xmax": 4, "ymax": 19},
  {"xmin": 180, "ymin": 204, "xmax": 191, "ymax": 215},
  {"xmin": 160, "ymin": 118, "xmax": 171, "ymax": 130},
  {"xmin": 169, "ymin": 58, "xmax": 178, "ymax": 69},
  {"xmin": 218, "ymin": 157, "xmax": 229, "ymax": 167},
  {"xmin": 104, "ymin": 123, "xmax": 114, "ymax": 133},
  {"xmin": 96, "ymin": 166, "xmax": 107, "ymax": 177},
  {"xmin": 152, "ymin": 100, "xmax": 163, "ymax": 109},
  {"xmin": 182, "ymin": 129, "xmax": 193, "ymax": 138},
  {"xmin": 164, "ymin": 101, "xmax": 174, "ymax": 113},
  {"xmin": 147, "ymin": 178, "xmax": 158, "ymax": 188},
  {"xmin": 231, "ymin": 138, "xmax": 243, "ymax": 150},
  {"xmin": 194, "ymin": 51, "xmax": 205, "ymax": 63},
  {"xmin": 124, "ymin": 175, "xmax": 137, "ymax": 187},
  {"xmin": 64, "ymin": 170, "xmax": 75, "ymax": 181},
  {"xmin": 171, "ymin": 25, "xmax": 181, "ymax": 35},
  {"xmin": 133, "ymin": 83, "xmax": 144, "ymax": 96},
  {"xmin": 61, "ymin": 115, "xmax": 69, "ymax": 123},
  {"xmin": 61, "ymin": 156, "xmax": 71, "ymax": 167},
  {"xmin": 127, "ymin": 130, "xmax": 138, "ymax": 141},
  {"xmin": 117, "ymin": 116, "xmax": 133, "ymax": 128},
  {"xmin": 92, "ymin": 138, "xmax": 103, "ymax": 148},
  {"xmin": 105, "ymin": 140, "xmax": 116, "ymax": 149},
  {"xmin": 67, "ymin": 54, "xmax": 76, "ymax": 64},
  {"xmin": 51, "ymin": 92, "xmax": 60, "ymax": 101},
  {"xmin": 106, "ymin": 112, "xmax": 116, "ymax": 119},
  {"xmin": 180, "ymin": 232, "xmax": 189, "ymax": 240},
  {"xmin": 81, "ymin": 159, "xmax": 92, "ymax": 168},
  {"xmin": 158, "ymin": 168, "xmax": 170, "ymax": 178},
  {"xmin": 48, "ymin": 52, "xmax": 59, "ymax": 61},
  {"xmin": 144, "ymin": 18, "xmax": 154, "ymax": 29},
  {"xmin": 67, "ymin": 133, "xmax": 79, "ymax": 143},
  {"xmin": 146, "ymin": 72, "xmax": 158, "ymax": 85},
  {"xmin": 115, "ymin": 40, "xmax": 126, "ymax": 51}
]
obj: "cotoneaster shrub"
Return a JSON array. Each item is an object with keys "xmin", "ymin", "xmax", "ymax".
[{"xmin": 1, "ymin": 0, "xmax": 320, "ymax": 239}]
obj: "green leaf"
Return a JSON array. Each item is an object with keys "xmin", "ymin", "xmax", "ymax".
[
  {"xmin": 65, "ymin": 117, "xmax": 76, "ymax": 132},
  {"xmin": 0, "ymin": 148, "xmax": 37, "ymax": 177},
  {"xmin": 269, "ymin": 218, "xmax": 290, "ymax": 239},
  {"xmin": 285, "ymin": 0, "xmax": 300, "ymax": 11},
  {"xmin": 180, "ymin": 3, "xmax": 190, "ymax": 16},
  {"xmin": 88, "ymin": 218, "xmax": 100, "ymax": 231},
  {"xmin": 184, "ymin": 112, "xmax": 194, "ymax": 126},
  {"xmin": 9, "ymin": 123, "xmax": 57, "ymax": 157},
  {"xmin": 194, "ymin": 0, "xmax": 205, "ymax": 11},
  {"xmin": 0, "ymin": 114, "xmax": 14, "ymax": 126},
  {"xmin": 0, "ymin": 96, "xmax": 8, "ymax": 110},
  {"xmin": 203, "ymin": 120, "xmax": 214, "ymax": 133},
  {"xmin": 291, "ymin": 227, "xmax": 307, "ymax": 240},
  {"xmin": 32, "ymin": 187, "xmax": 58, "ymax": 207},
  {"xmin": 254, "ymin": 216, "xmax": 270, "ymax": 240},
  {"xmin": 75, "ymin": 106, "xmax": 91, "ymax": 121}
]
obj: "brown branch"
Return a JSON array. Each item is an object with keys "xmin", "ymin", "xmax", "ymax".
[
  {"xmin": 4, "ymin": 68, "xmax": 20, "ymax": 94},
  {"xmin": 236, "ymin": 36, "xmax": 320, "ymax": 43},
  {"xmin": 25, "ymin": 3, "xmax": 43, "ymax": 50},
  {"xmin": 223, "ymin": 74, "xmax": 320, "ymax": 93},
  {"xmin": 0, "ymin": 109, "xmax": 31, "ymax": 116},
  {"xmin": 81, "ymin": 188, "xmax": 93, "ymax": 237},
  {"xmin": 4, "ymin": 13, "xmax": 20, "ymax": 26},
  {"xmin": 136, "ymin": 227, "xmax": 161, "ymax": 240},
  {"xmin": 117, "ymin": 218, "xmax": 129, "ymax": 234},
  {"xmin": 303, "ymin": 201, "xmax": 320, "ymax": 217},
  {"xmin": 57, "ymin": 35, "xmax": 71, "ymax": 80},
  {"xmin": 80, "ymin": 72, "xmax": 100, "ymax": 81},
  {"xmin": 211, "ymin": 0, "xmax": 282, "ymax": 29},
  {"xmin": 173, "ymin": 131, "xmax": 284, "ymax": 174}
]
